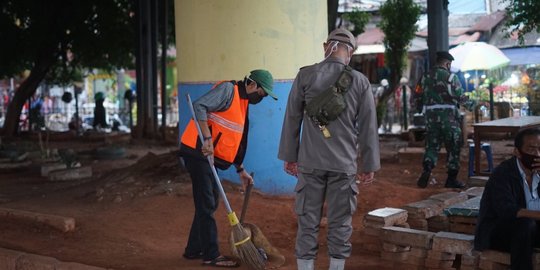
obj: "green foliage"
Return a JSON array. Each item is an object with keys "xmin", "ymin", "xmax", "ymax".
[
  {"xmin": 342, "ymin": 8, "xmax": 371, "ymax": 36},
  {"xmin": 379, "ymin": 0, "xmax": 421, "ymax": 76},
  {"xmin": 0, "ymin": 0, "xmax": 137, "ymax": 83},
  {"xmin": 502, "ymin": 0, "xmax": 540, "ymax": 44},
  {"xmin": 376, "ymin": 0, "xmax": 421, "ymax": 124}
]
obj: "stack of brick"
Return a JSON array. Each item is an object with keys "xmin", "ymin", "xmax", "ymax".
[
  {"xmin": 426, "ymin": 192, "xmax": 468, "ymax": 232},
  {"xmin": 443, "ymin": 196, "xmax": 481, "ymax": 235},
  {"xmin": 479, "ymin": 250, "xmax": 540, "ymax": 270},
  {"xmin": 361, "ymin": 207, "xmax": 408, "ymax": 255},
  {"xmin": 427, "ymin": 231, "xmax": 476, "ymax": 270},
  {"xmin": 380, "ymin": 226, "xmax": 435, "ymax": 269},
  {"xmin": 403, "ymin": 199, "xmax": 444, "ymax": 230}
]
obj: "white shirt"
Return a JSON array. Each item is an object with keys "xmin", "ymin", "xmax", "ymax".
[{"xmin": 516, "ymin": 159, "xmax": 540, "ymax": 210}]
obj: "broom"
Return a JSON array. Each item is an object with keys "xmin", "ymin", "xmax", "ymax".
[{"xmin": 186, "ymin": 94, "xmax": 265, "ymax": 270}]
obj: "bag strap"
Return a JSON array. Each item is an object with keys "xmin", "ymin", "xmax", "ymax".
[{"xmin": 335, "ymin": 65, "xmax": 354, "ymax": 93}]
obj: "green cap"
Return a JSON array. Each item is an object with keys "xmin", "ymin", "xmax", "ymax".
[
  {"xmin": 94, "ymin": 92, "xmax": 105, "ymax": 101},
  {"xmin": 249, "ymin": 69, "xmax": 277, "ymax": 100}
]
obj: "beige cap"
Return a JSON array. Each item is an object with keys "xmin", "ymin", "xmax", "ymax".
[{"xmin": 327, "ymin": 28, "xmax": 357, "ymax": 49}]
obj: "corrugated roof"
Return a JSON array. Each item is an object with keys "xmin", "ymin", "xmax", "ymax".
[
  {"xmin": 470, "ymin": 11, "xmax": 506, "ymax": 32},
  {"xmin": 357, "ymin": 28, "xmax": 384, "ymax": 45}
]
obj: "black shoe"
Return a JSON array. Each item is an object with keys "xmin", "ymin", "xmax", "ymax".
[
  {"xmin": 417, "ymin": 171, "xmax": 431, "ymax": 188},
  {"xmin": 444, "ymin": 180, "xmax": 466, "ymax": 189}
]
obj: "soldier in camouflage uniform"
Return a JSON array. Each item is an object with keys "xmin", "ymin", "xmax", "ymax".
[{"xmin": 416, "ymin": 51, "xmax": 475, "ymax": 189}]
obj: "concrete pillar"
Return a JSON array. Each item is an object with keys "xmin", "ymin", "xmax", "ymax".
[
  {"xmin": 427, "ymin": 0, "xmax": 449, "ymax": 68},
  {"xmin": 175, "ymin": 0, "xmax": 327, "ymax": 194}
]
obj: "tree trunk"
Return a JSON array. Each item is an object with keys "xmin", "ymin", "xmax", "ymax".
[{"xmin": 1, "ymin": 52, "xmax": 56, "ymax": 137}]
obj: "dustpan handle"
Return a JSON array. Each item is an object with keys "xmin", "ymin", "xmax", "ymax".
[
  {"xmin": 240, "ymin": 175, "xmax": 254, "ymax": 223},
  {"xmin": 186, "ymin": 94, "xmax": 233, "ymax": 214}
]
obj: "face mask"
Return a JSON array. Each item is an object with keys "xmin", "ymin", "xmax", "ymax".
[
  {"xmin": 247, "ymin": 92, "xmax": 263, "ymax": 104},
  {"xmin": 519, "ymin": 150, "xmax": 539, "ymax": 170}
]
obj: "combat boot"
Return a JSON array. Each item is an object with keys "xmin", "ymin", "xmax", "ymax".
[
  {"xmin": 444, "ymin": 169, "xmax": 465, "ymax": 188},
  {"xmin": 416, "ymin": 161, "xmax": 433, "ymax": 188}
]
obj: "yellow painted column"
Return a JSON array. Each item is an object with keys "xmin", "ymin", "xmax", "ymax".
[{"xmin": 175, "ymin": 0, "xmax": 327, "ymax": 194}]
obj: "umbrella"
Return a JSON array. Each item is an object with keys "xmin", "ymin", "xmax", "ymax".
[{"xmin": 449, "ymin": 42, "xmax": 510, "ymax": 72}]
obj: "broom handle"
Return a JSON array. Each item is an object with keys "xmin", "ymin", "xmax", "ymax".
[
  {"xmin": 239, "ymin": 175, "xmax": 254, "ymax": 223},
  {"xmin": 186, "ymin": 94, "xmax": 233, "ymax": 214}
]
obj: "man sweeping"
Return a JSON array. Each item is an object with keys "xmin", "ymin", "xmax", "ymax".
[{"xmin": 179, "ymin": 69, "xmax": 277, "ymax": 267}]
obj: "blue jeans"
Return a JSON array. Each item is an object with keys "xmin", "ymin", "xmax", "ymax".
[{"xmin": 183, "ymin": 156, "xmax": 221, "ymax": 261}]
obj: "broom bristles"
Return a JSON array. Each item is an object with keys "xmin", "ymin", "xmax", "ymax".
[{"xmin": 232, "ymin": 223, "xmax": 265, "ymax": 270}]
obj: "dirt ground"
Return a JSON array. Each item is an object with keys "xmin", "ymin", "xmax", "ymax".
[{"xmin": 0, "ymin": 133, "xmax": 515, "ymax": 270}]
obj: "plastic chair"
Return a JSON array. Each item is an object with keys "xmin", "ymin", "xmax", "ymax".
[{"xmin": 468, "ymin": 143, "xmax": 494, "ymax": 176}]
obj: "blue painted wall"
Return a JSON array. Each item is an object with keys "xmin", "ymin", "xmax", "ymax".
[{"xmin": 178, "ymin": 81, "xmax": 298, "ymax": 194}]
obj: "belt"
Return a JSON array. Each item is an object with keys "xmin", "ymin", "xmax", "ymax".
[{"xmin": 425, "ymin": 104, "xmax": 456, "ymax": 110}]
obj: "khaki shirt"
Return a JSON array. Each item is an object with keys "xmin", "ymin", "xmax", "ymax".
[{"xmin": 278, "ymin": 57, "xmax": 380, "ymax": 174}]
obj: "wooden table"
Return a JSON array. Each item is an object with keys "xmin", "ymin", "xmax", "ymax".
[{"xmin": 472, "ymin": 116, "xmax": 540, "ymax": 176}]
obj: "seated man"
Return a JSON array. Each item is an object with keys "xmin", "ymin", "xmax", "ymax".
[{"xmin": 475, "ymin": 128, "xmax": 540, "ymax": 270}]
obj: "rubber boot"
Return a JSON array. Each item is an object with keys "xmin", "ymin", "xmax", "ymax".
[
  {"xmin": 297, "ymin": 259, "xmax": 314, "ymax": 270},
  {"xmin": 416, "ymin": 161, "xmax": 433, "ymax": 188},
  {"xmin": 444, "ymin": 169, "xmax": 465, "ymax": 188},
  {"xmin": 329, "ymin": 257, "xmax": 345, "ymax": 270}
]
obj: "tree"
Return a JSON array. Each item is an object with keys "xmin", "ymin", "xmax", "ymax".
[
  {"xmin": 377, "ymin": 0, "xmax": 421, "ymax": 122},
  {"xmin": 342, "ymin": 8, "xmax": 371, "ymax": 37},
  {"xmin": 502, "ymin": 0, "xmax": 540, "ymax": 44},
  {"xmin": 0, "ymin": 0, "xmax": 136, "ymax": 136}
]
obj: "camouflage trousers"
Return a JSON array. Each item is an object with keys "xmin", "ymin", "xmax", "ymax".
[{"xmin": 423, "ymin": 109, "xmax": 461, "ymax": 171}]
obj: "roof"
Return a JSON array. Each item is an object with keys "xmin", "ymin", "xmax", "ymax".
[
  {"xmin": 357, "ymin": 27, "xmax": 384, "ymax": 45},
  {"xmin": 469, "ymin": 11, "xmax": 506, "ymax": 32},
  {"xmin": 501, "ymin": 46, "xmax": 540, "ymax": 66}
]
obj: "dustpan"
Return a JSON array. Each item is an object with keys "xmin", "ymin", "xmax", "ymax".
[{"xmin": 230, "ymin": 178, "xmax": 286, "ymax": 269}]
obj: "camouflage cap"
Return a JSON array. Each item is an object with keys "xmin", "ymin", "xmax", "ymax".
[{"xmin": 436, "ymin": 51, "xmax": 455, "ymax": 61}]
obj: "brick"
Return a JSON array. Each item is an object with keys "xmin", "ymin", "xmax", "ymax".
[
  {"xmin": 429, "ymin": 192, "xmax": 468, "ymax": 208},
  {"xmin": 404, "ymin": 199, "xmax": 444, "ymax": 219},
  {"xmin": 426, "ymin": 251, "xmax": 456, "ymax": 261},
  {"xmin": 408, "ymin": 217, "xmax": 429, "ymax": 231},
  {"xmin": 382, "ymin": 243, "xmax": 411, "ymax": 252},
  {"xmin": 381, "ymin": 226, "xmax": 435, "ymax": 249},
  {"xmin": 461, "ymin": 251, "xmax": 480, "ymax": 266},
  {"xmin": 363, "ymin": 226, "xmax": 381, "ymax": 236},
  {"xmin": 363, "ymin": 220, "xmax": 385, "ymax": 229},
  {"xmin": 432, "ymin": 231, "xmax": 474, "ymax": 255},
  {"xmin": 478, "ymin": 259, "xmax": 509, "ymax": 270},
  {"xmin": 365, "ymin": 207, "xmax": 408, "ymax": 226},
  {"xmin": 480, "ymin": 250, "xmax": 510, "ymax": 265},
  {"xmin": 424, "ymin": 258, "xmax": 455, "ymax": 268},
  {"xmin": 409, "ymin": 247, "xmax": 428, "ymax": 258}
]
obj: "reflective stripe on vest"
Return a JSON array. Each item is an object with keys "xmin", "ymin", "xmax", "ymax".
[{"xmin": 181, "ymin": 82, "xmax": 248, "ymax": 163}]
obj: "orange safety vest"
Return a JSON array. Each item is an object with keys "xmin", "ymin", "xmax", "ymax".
[{"xmin": 180, "ymin": 82, "xmax": 248, "ymax": 168}]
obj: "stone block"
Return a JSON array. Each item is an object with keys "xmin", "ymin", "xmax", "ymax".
[
  {"xmin": 426, "ymin": 251, "xmax": 456, "ymax": 261},
  {"xmin": 382, "ymin": 243, "xmax": 411, "ymax": 253},
  {"xmin": 408, "ymin": 217, "xmax": 429, "ymax": 231},
  {"xmin": 0, "ymin": 207, "xmax": 76, "ymax": 232},
  {"xmin": 429, "ymin": 192, "xmax": 468, "ymax": 208},
  {"xmin": 381, "ymin": 226, "xmax": 435, "ymax": 249},
  {"xmin": 404, "ymin": 199, "xmax": 444, "ymax": 219},
  {"xmin": 463, "ymin": 186, "xmax": 484, "ymax": 198},
  {"xmin": 468, "ymin": 176, "xmax": 489, "ymax": 187},
  {"xmin": 365, "ymin": 207, "xmax": 408, "ymax": 226},
  {"xmin": 432, "ymin": 231, "xmax": 474, "ymax": 255},
  {"xmin": 480, "ymin": 250, "xmax": 510, "ymax": 265},
  {"xmin": 48, "ymin": 166, "xmax": 92, "ymax": 181},
  {"xmin": 478, "ymin": 259, "xmax": 509, "ymax": 270},
  {"xmin": 40, "ymin": 162, "xmax": 68, "ymax": 177}
]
